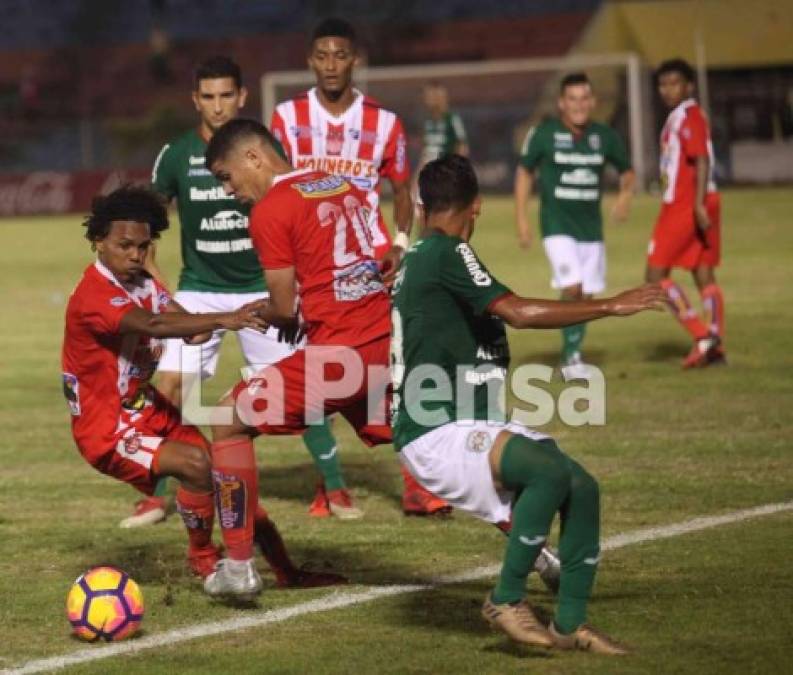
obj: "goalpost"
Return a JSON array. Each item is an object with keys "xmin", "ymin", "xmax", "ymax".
[{"xmin": 261, "ymin": 52, "xmax": 648, "ymax": 191}]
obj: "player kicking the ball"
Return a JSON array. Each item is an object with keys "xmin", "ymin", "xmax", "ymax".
[
  {"xmin": 647, "ymin": 59, "xmax": 726, "ymax": 368},
  {"xmin": 393, "ymin": 155, "xmax": 664, "ymax": 654},
  {"xmin": 62, "ymin": 186, "xmax": 346, "ymax": 589}
]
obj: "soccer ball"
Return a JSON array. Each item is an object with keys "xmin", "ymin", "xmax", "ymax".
[{"xmin": 66, "ymin": 566, "xmax": 144, "ymax": 642}]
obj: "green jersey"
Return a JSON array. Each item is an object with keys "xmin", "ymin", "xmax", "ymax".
[
  {"xmin": 391, "ymin": 231, "xmax": 511, "ymax": 449},
  {"xmin": 519, "ymin": 118, "xmax": 630, "ymax": 242},
  {"xmin": 422, "ymin": 112, "xmax": 467, "ymax": 162},
  {"xmin": 151, "ymin": 129, "xmax": 265, "ymax": 293}
]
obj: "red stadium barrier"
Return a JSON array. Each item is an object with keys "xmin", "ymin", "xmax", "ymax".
[{"xmin": 0, "ymin": 169, "xmax": 150, "ymax": 217}]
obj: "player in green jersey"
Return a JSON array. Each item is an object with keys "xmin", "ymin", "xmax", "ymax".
[
  {"xmin": 515, "ymin": 73, "xmax": 635, "ymax": 379},
  {"xmin": 121, "ymin": 56, "xmax": 352, "ymax": 528},
  {"xmin": 420, "ymin": 82, "xmax": 468, "ymax": 163},
  {"xmin": 393, "ymin": 154, "xmax": 663, "ymax": 654}
]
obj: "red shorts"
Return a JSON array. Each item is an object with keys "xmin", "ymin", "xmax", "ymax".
[
  {"xmin": 648, "ymin": 193, "xmax": 721, "ymax": 270},
  {"xmin": 232, "ymin": 335, "xmax": 392, "ymax": 447},
  {"xmin": 77, "ymin": 388, "xmax": 208, "ymax": 496}
]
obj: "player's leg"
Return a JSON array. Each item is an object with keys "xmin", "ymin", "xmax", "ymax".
[
  {"xmin": 236, "ymin": 312, "xmax": 355, "ymax": 519},
  {"xmin": 692, "ymin": 197, "xmax": 726, "ymax": 365}
]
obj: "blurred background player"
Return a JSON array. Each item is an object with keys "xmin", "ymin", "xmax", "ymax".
[
  {"xmin": 419, "ymin": 82, "xmax": 469, "ymax": 164},
  {"xmin": 514, "ymin": 73, "xmax": 634, "ymax": 380},
  {"xmin": 270, "ymin": 18, "xmax": 449, "ymax": 516},
  {"xmin": 119, "ymin": 55, "xmax": 349, "ymax": 528},
  {"xmin": 394, "ymin": 155, "xmax": 664, "ymax": 654},
  {"xmin": 646, "ymin": 58, "xmax": 725, "ymax": 368}
]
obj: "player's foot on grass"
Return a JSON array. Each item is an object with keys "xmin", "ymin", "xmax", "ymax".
[
  {"xmin": 327, "ymin": 488, "xmax": 364, "ymax": 520},
  {"xmin": 204, "ymin": 558, "xmax": 262, "ymax": 600},
  {"xmin": 682, "ymin": 334, "xmax": 722, "ymax": 369},
  {"xmin": 561, "ymin": 352, "xmax": 593, "ymax": 381},
  {"xmin": 308, "ymin": 482, "xmax": 331, "ymax": 518},
  {"xmin": 119, "ymin": 496, "xmax": 167, "ymax": 529},
  {"xmin": 534, "ymin": 546, "xmax": 561, "ymax": 595},
  {"xmin": 188, "ymin": 544, "xmax": 222, "ymax": 579},
  {"xmin": 402, "ymin": 488, "xmax": 452, "ymax": 517},
  {"xmin": 481, "ymin": 595, "xmax": 553, "ymax": 648},
  {"xmin": 549, "ymin": 621, "xmax": 629, "ymax": 655},
  {"xmin": 276, "ymin": 565, "xmax": 349, "ymax": 589},
  {"xmin": 707, "ymin": 344, "xmax": 727, "ymax": 366}
]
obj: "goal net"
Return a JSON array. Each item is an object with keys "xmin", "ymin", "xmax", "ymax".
[{"xmin": 261, "ymin": 53, "xmax": 648, "ymax": 192}]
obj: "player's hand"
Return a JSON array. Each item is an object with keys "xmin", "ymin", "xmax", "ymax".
[
  {"xmin": 607, "ymin": 283, "xmax": 667, "ymax": 316},
  {"xmin": 379, "ymin": 245, "xmax": 404, "ymax": 287},
  {"xmin": 222, "ymin": 300, "xmax": 270, "ymax": 331},
  {"xmin": 184, "ymin": 331, "xmax": 212, "ymax": 345},
  {"xmin": 610, "ymin": 194, "xmax": 631, "ymax": 223},
  {"xmin": 694, "ymin": 203, "xmax": 711, "ymax": 232},
  {"xmin": 277, "ymin": 320, "xmax": 306, "ymax": 347},
  {"xmin": 516, "ymin": 219, "xmax": 533, "ymax": 249}
]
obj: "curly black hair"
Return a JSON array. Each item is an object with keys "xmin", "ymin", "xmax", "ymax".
[{"xmin": 83, "ymin": 185, "xmax": 169, "ymax": 244}]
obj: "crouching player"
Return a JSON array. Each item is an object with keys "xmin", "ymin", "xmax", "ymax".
[
  {"xmin": 393, "ymin": 156, "xmax": 664, "ymax": 654},
  {"xmin": 62, "ymin": 186, "xmax": 346, "ymax": 588}
]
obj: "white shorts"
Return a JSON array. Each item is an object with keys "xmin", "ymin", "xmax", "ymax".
[
  {"xmin": 543, "ymin": 235, "xmax": 606, "ymax": 295},
  {"xmin": 157, "ymin": 291, "xmax": 295, "ymax": 380},
  {"xmin": 398, "ymin": 420, "xmax": 549, "ymax": 525}
]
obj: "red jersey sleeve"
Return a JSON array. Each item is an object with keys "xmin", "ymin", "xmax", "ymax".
[
  {"xmin": 80, "ymin": 284, "xmax": 136, "ymax": 336},
  {"xmin": 379, "ymin": 116, "xmax": 410, "ymax": 183},
  {"xmin": 270, "ymin": 110, "xmax": 293, "ymax": 162},
  {"xmin": 250, "ymin": 195, "xmax": 295, "ymax": 270},
  {"xmin": 682, "ymin": 108, "xmax": 709, "ymax": 159}
]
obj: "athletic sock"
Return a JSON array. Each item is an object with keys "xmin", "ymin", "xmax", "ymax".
[
  {"xmin": 302, "ymin": 418, "xmax": 345, "ymax": 491},
  {"xmin": 660, "ymin": 279, "xmax": 709, "ymax": 339},
  {"xmin": 152, "ymin": 477, "xmax": 169, "ymax": 499},
  {"xmin": 210, "ymin": 437, "xmax": 258, "ymax": 561},
  {"xmin": 554, "ymin": 459, "xmax": 601, "ymax": 634},
  {"xmin": 491, "ymin": 435, "xmax": 571, "ymax": 605},
  {"xmin": 253, "ymin": 505, "xmax": 296, "ymax": 585},
  {"xmin": 561, "ymin": 323, "xmax": 586, "ymax": 362},
  {"xmin": 175, "ymin": 487, "xmax": 214, "ymax": 551},
  {"xmin": 700, "ymin": 283, "xmax": 725, "ymax": 340}
]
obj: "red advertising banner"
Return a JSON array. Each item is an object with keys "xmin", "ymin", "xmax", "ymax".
[{"xmin": 0, "ymin": 169, "xmax": 151, "ymax": 217}]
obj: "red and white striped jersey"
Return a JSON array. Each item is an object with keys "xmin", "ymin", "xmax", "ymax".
[
  {"xmin": 270, "ymin": 88, "xmax": 409, "ymax": 256},
  {"xmin": 659, "ymin": 98, "xmax": 717, "ymax": 206}
]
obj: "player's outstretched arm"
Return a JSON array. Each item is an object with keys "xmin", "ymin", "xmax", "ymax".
[
  {"xmin": 514, "ymin": 166, "xmax": 534, "ymax": 249},
  {"xmin": 118, "ymin": 302, "xmax": 269, "ymax": 338},
  {"xmin": 490, "ymin": 283, "xmax": 665, "ymax": 329}
]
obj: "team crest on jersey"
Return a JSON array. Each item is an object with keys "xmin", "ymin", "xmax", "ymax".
[
  {"xmin": 348, "ymin": 128, "xmax": 360, "ymax": 140},
  {"xmin": 466, "ymin": 430, "xmax": 492, "ymax": 454},
  {"xmin": 588, "ymin": 134, "xmax": 601, "ymax": 150},
  {"xmin": 62, "ymin": 372, "xmax": 81, "ymax": 416},
  {"xmin": 118, "ymin": 431, "xmax": 143, "ymax": 456},
  {"xmin": 292, "ymin": 175, "xmax": 350, "ymax": 199}
]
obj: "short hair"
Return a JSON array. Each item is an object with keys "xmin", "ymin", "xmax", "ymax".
[
  {"xmin": 656, "ymin": 58, "xmax": 695, "ymax": 83},
  {"xmin": 560, "ymin": 72, "xmax": 591, "ymax": 93},
  {"xmin": 204, "ymin": 118, "xmax": 277, "ymax": 168},
  {"xmin": 194, "ymin": 55, "xmax": 242, "ymax": 90},
  {"xmin": 311, "ymin": 17, "xmax": 357, "ymax": 48},
  {"xmin": 83, "ymin": 185, "xmax": 169, "ymax": 243},
  {"xmin": 418, "ymin": 155, "xmax": 479, "ymax": 215}
]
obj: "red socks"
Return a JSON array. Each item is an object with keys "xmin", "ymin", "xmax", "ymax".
[
  {"xmin": 176, "ymin": 487, "xmax": 215, "ymax": 551},
  {"xmin": 660, "ymin": 279, "xmax": 709, "ymax": 340},
  {"xmin": 700, "ymin": 283, "xmax": 725, "ymax": 339},
  {"xmin": 210, "ymin": 437, "xmax": 258, "ymax": 561}
]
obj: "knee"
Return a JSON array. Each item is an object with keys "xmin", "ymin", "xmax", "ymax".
[{"xmin": 181, "ymin": 445, "xmax": 212, "ymax": 491}]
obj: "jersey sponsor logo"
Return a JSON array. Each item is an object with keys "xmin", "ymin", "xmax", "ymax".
[
  {"xmin": 333, "ymin": 259, "xmax": 384, "ymax": 302},
  {"xmin": 554, "ymin": 186, "xmax": 599, "ymax": 201},
  {"xmin": 465, "ymin": 430, "xmax": 492, "ymax": 454},
  {"xmin": 455, "ymin": 243, "xmax": 492, "ymax": 286},
  {"xmin": 294, "ymin": 157, "xmax": 377, "ymax": 182},
  {"xmin": 476, "ymin": 344, "xmax": 509, "ymax": 360},
  {"xmin": 189, "ymin": 155, "xmax": 205, "ymax": 166},
  {"xmin": 195, "ymin": 238, "xmax": 253, "ymax": 253},
  {"xmin": 212, "ymin": 469, "xmax": 247, "ymax": 529},
  {"xmin": 326, "ymin": 123, "xmax": 345, "ymax": 156},
  {"xmin": 554, "ymin": 151, "xmax": 604, "ymax": 166},
  {"xmin": 291, "ymin": 174, "xmax": 351, "ymax": 199},
  {"xmin": 190, "ymin": 186, "xmax": 233, "ymax": 202},
  {"xmin": 560, "ymin": 168, "xmax": 598, "ymax": 186},
  {"xmin": 553, "ymin": 131, "xmax": 573, "ymax": 148},
  {"xmin": 588, "ymin": 134, "xmax": 601, "ymax": 150},
  {"xmin": 199, "ymin": 210, "xmax": 249, "ymax": 231},
  {"xmin": 463, "ymin": 366, "xmax": 507, "ymax": 385},
  {"xmin": 110, "ymin": 296, "xmax": 131, "ymax": 307},
  {"xmin": 188, "ymin": 168, "xmax": 212, "ymax": 177},
  {"xmin": 62, "ymin": 372, "xmax": 80, "ymax": 416}
]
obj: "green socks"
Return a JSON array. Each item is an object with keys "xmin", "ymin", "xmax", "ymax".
[
  {"xmin": 561, "ymin": 322, "xmax": 586, "ymax": 362},
  {"xmin": 302, "ymin": 418, "xmax": 345, "ymax": 491},
  {"xmin": 152, "ymin": 476, "xmax": 169, "ymax": 498}
]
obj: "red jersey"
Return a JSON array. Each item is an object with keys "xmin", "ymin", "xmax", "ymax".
[
  {"xmin": 659, "ymin": 99, "xmax": 717, "ymax": 207},
  {"xmin": 250, "ymin": 169, "xmax": 391, "ymax": 348},
  {"xmin": 62, "ymin": 262, "xmax": 171, "ymax": 454},
  {"xmin": 270, "ymin": 88, "xmax": 409, "ymax": 255}
]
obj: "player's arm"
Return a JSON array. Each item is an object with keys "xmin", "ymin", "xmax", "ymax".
[
  {"xmin": 694, "ymin": 155, "xmax": 711, "ymax": 231},
  {"xmin": 379, "ymin": 117, "xmax": 413, "ymax": 282},
  {"xmin": 259, "ymin": 267, "xmax": 299, "ymax": 330},
  {"xmin": 611, "ymin": 169, "xmax": 635, "ymax": 223},
  {"xmin": 451, "ymin": 113, "xmax": 469, "ymax": 157},
  {"xmin": 118, "ymin": 302, "xmax": 268, "ymax": 338},
  {"xmin": 514, "ymin": 166, "xmax": 535, "ymax": 249},
  {"xmin": 491, "ymin": 284, "xmax": 665, "ymax": 329}
]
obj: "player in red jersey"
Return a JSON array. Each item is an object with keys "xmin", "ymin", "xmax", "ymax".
[
  {"xmin": 63, "ymin": 186, "xmax": 348, "ymax": 588},
  {"xmin": 201, "ymin": 119, "xmax": 404, "ymax": 597},
  {"xmin": 646, "ymin": 59, "xmax": 726, "ymax": 368},
  {"xmin": 270, "ymin": 18, "xmax": 449, "ymax": 516}
]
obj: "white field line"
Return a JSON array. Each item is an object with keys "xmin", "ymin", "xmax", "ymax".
[{"xmin": 4, "ymin": 499, "xmax": 792, "ymax": 675}]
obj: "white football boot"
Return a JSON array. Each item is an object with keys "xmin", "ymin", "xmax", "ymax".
[
  {"xmin": 204, "ymin": 558, "xmax": 263, "ymax": 601},
  {"xmin": 561, "ymin": 352, "xmax": 593, "ymax": 381}
]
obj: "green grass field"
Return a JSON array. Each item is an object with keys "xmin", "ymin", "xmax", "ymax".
[{"xmin": 1, "ymin": 188, "xmax": 791, "ymax": 674}]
